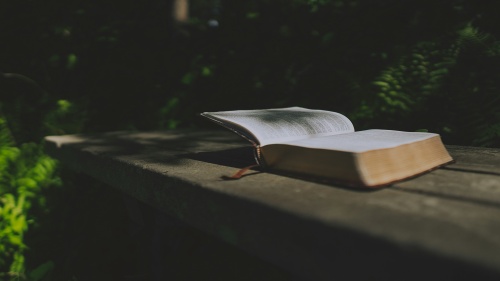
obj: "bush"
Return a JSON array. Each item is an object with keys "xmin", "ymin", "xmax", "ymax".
[{"xmin": 0, "ymin": 118, "xmax": 59, "ymax": 280}]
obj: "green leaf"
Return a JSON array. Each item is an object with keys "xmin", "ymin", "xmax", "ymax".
[
  {"xmin": 181, "ymin": 72, "xmax": 195, "ymax": 85},
  {"xmin": 201, "ymin": 66, "xmax": 212, "ymax": 77},
  {"xmin": 9, "ymin": 251, "xmax": 25, "ymax": 275},
  {"xmin": 246, "ymin": 12, "xmax": 259, "ymax": 19},
  {"xmin": 8, "ymin": 234, "xmax": 23, "ymax": 247},
  {"xmin": 16, "ymin": 178, "xmax": 37, "ymax": 189},
  {"xmin": 67, "ymin": 54, "xmax": 78, "ymax": 70},
  {"xmin": 29, "ymin": 260, "xmax": 55, "ymax": 281},
  {"xmin": 11, "ymin": 214, "xmax": 27, "ymax": 233}
]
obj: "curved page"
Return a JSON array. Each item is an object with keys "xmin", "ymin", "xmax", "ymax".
[{"xmin": 202, "ymin": 107, "xmax": 354, "ymax": 146}]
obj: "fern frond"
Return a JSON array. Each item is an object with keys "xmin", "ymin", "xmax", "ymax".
[
  {"xmin": 370, "ymin": 41, "xmax": 459, "ymax": 118},
  {"xmin": 457, "ymin": 23, "xmax": 490, "ymax": 47},
  {"xmin": 0, "ymin": 117, "xmax": 14, "ymax": 148}
]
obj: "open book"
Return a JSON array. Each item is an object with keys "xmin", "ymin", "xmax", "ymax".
[{"xmin": 201, "ymin": 107, "xmax": 453, "ymax": 187}]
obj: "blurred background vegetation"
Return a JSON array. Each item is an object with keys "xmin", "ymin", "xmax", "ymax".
[{"xmin": 1, "ymin": 0, "xmax": 500, "ymax": 279}]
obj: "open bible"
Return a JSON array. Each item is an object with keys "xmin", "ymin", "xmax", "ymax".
[{"xmin": 201, "ymin": 107, "xmax": 453, "ymax": 187}]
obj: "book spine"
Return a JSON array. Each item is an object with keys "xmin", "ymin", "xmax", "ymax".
[{"xmin": 253, "ymin": 145, "xmax": 265, "ymax": 167}]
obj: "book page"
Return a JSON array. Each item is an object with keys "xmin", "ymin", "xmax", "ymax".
[
  {"xmin": 202, "ymin": 107, "xmax": 354, "ymax": 146},
  {"xmin": 280, "ymin": 129, "xmax": 437, "ymax": 153}
]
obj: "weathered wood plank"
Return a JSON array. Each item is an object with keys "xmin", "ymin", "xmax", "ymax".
[
  {"xmin": 394, "ymin": 169, "xmax": 500, "ymax": 206},
  {"xmin": 45, "ymin": 130, "xmax": 500, "ymax": 280},
  {"xmin": 446, "ymin": 145, "xmax": 500, "ymax": 175},
  {"xmin": 392, "ymin": 145, "xmax": 500, "ymax": 207}
]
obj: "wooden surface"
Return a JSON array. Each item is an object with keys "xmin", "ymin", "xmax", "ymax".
[{"xmin": 45, "ymin": 130, "xmax": 500, "ymax": 280}]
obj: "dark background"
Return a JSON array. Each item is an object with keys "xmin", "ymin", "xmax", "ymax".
[
  {"xmin": 1, "ymin": 0, "xmax": 500, "ymax": 280},
  {"xmin": 2, "ymin": 0, "xmax": 500, "ymax": 146}
]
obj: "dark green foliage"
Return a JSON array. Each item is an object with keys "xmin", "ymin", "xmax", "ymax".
[
  {"xmin": 360, "ymin": 40, "xmax": 459, "ymax": 118},
  {"xmin": 43, "ymin": 99, "xmax": 86, "ymax": 136},
  {"xmin": 1, "ymin": 0, "xmax": 499, "ymax": 145},
  {"xmin": 353, "ymin": 22, "xmax": 500, "ymax": 146},
  {"xmin": 0, "ymin": 117, "xmax": 59, "ymax": 279},
  {"xmin": 441, "ymin": 26, "xmax": 500, "ymax": 147},
  {"xmin": 0, "ymin": 73, "xmax": 49, "ymax": 144}
]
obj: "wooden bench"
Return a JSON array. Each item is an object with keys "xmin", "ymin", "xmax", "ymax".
[{"xmin": 45, "ymin": 129, "xmax": 500, "ymax": 280}]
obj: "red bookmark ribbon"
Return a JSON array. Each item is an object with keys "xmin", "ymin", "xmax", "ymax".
[{"xmin": 221, "ymin": 164, "xmax": 260, "ymax": 180}]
